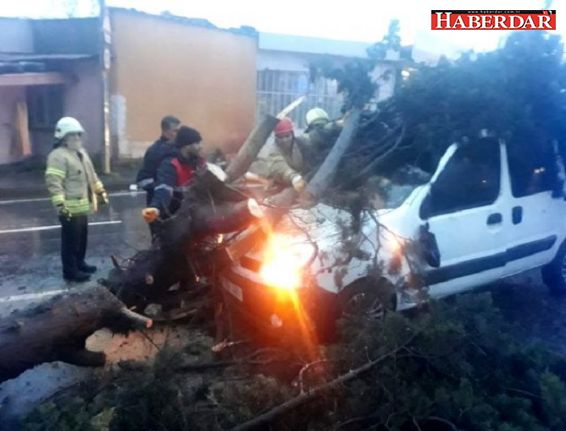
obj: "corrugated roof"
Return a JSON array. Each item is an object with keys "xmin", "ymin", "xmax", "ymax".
[
  {"xmin": 109, "ymin": 7, "xmax": 258, "ymax": 38},
  {"xmin": 259, "ymin": 32, "xmax": 371, "ymax": 58}
]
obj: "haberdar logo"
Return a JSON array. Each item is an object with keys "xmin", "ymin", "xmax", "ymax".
[{"xmin": 431, "ymin": 10, "xmax": 556, "ymax": 30}]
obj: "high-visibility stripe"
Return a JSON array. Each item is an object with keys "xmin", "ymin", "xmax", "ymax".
[
  {"xmin": 138, "ymin": 178, "xmax": 154, "ymax": 188},
  {"xmin": 66, "ymin": 203, "xmax": 91, "ymax": 214},
  {"xmin": 51, "ymin": 194, "xmax": 65, "ymax": 205},
  {"xmin": 66, "ymin": 199, "xmax": 90, "ymax": 208},
  {"xmin": 65, "ymin": 198, "xmax": 90, "ymax": 213},
  {"xmin": 155, "ymin": 184, "xmax": 174, "ymax": 193},
  {"xmin": 45, "ymin": 167, "xmax": 66, "ymax": 178}
]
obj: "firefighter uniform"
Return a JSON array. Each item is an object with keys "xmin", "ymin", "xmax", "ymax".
[
  {"xmin": 45, "ymin": 117, "xmax": 107, "ymax": 282},
  {"xmin": 266, "ymin": 109, "xmax": 341, "ymax": 191}
]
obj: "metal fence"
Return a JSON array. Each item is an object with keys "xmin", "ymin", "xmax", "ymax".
[{"xmin": 256, "ymin": 70, "xmax": 344, "ymax": 129}]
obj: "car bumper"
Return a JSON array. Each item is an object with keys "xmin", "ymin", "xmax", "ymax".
[{"xmin": 219, "ymin": 266, "xmax": 339, "ymax": 340}]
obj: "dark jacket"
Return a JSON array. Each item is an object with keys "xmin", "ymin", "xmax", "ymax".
[
  {"xmin": 151, "ymin": 152, "xmax": 206, "ymax": 217},
  {"xmin": 136, "ymin": 137, "xmax": 176, "ymax": 204}
]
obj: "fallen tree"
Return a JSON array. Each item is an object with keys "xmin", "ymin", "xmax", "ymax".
[
  {"xmin": 0, "ymin": 286, "xmax": 152, "ymax": 383},
  {"xmin": 312, "ymin": 27, "xmax": 566, "ymax": 192},
  {"xmin": 12, "ymin": 25, "xmax": 566, "ymax": 431},
  {"xmin": 19, "ymin": 293, "xmax": 566, "ymax": 431},
  {"xmin": 104, "ymin": 168, "xmax": 264, "ymax": 309},
  {"xmin": 104, "ymin": 25, "xmax": 566, "ymax": 324}
]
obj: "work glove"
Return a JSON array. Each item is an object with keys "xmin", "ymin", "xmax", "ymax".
[
  {"xmin": 57, "ymin": 204, "xmax": 72, "ymax": 221},
  {"xmin": 142, "ymin": 207, "xmax": 160, "ymax": 223},
  {"xmin": 291, "ymin": 174, "xmax": 307, "ymax": 193},
  {"xmin": 98, "ymin": 190, "xmax": 109, "ymax": 205}
]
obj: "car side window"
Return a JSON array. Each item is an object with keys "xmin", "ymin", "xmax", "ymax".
[
  {"xmin": 507, "ymin": 144, "xmax": 554, "ymax": 197},
  {"xmin": 421, "ymin": 139, "xmax": 501, "ymax": 218}
]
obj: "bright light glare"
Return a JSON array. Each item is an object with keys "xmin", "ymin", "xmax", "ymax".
[
  {"xmin": 259, "ymin": 234, "xmax": 313, "ymax": 290},
  {"xmin": 388, "ymin": 233, "xmax": 403, "ymax": 256},
  {"xmin": 260, "ymin": 232, "xmax": 321, "ymax": 361}
]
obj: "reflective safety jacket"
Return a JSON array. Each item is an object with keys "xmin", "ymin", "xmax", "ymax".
[
  {"xmin": 45, "ymin": 146, "xmax": 105, "ymax": 215},
  {"xmin": 151, "ymin": 156, "xmax": 206, "ymax": 217}
]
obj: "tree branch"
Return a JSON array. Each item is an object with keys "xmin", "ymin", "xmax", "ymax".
[
  {"xmin": 230, "ymin": 333, "xmax": 418, "ymax": 431},
  {"xmin": 349, "ymin": 123, "xmax": 406, "ymax": 185}
]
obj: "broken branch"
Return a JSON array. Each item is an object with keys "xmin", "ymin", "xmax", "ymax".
[
  {"xmin": 119, "ymin": 307, "xmax": 153, "ymax": 329},
  {"xmin": 231, "ymin": 333, "xmax": 417, "ymax": 431}
]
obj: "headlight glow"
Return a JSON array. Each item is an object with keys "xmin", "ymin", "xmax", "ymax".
[{"xmin": 259, "ymin": 234, "xmax": 316, "ymax": 290}]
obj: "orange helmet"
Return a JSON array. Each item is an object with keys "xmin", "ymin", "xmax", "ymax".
[{"xmin": 274, "ymin": 118, "xmax": 294, "ymax": 137}]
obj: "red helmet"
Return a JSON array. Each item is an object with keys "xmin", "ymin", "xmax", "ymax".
[{"xmin": 274, "ymin": 118, "xmax": 294, "ymax": 137}]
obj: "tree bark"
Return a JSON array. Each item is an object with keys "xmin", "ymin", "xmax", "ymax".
[
  {"xmin": 0, "ymin": 286, "xmax": 151, "ymax": 383},
  {"xmin": 306, "ymin": 109, "xmax": 361, "ymax": 199},
  {"xmin": 226, "ymin": 115, "xmax": 279, "ymax": 182}
]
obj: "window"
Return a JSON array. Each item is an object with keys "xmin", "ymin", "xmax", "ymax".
[
  {"xmin": 27, "ymin": 85, "xmax": 64, "ymax": 130},
  {"xmin": 256, "ymin": 70, "xmax": 343, "ymax": 128},
  {"xmin": 507, "ymin": 142, "xmax": 554, "ymax": 197},
  {"xmin": 422, "ymin": 138, "xmax": 501, "ymax": 218}
]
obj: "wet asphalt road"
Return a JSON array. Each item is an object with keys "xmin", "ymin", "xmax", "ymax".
[{"xmin": 0, "ymin": 192, "xmax": 149, "ymax": 311}]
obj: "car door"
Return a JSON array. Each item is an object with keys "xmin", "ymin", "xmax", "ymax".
[
  {"xmin": 419, "ymin": 138, "xmax": 508, "ymax": 297},
  {"xmin": 501, "ymin": 142, "xmax": 564, "ymax": 275}
]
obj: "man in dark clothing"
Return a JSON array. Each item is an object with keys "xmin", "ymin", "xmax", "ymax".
[
  {"xmin": 142, "ymin": 126, "xmax": 205, "ymax": 223},
  {"xmin": 136, "ymin": 115, "xmax": 181, "ymax": 206}
]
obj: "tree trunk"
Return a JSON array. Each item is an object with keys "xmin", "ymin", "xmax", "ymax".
[
  {"xmin": 0, "ymin": 286, "xmax": 151, "ymax": 383},
  {"xmin": 224, "ymin": 187, "xmax": 297, "ymax": 262},
  {"xmin": 306, "ymin": 109, "xmax": 361, "ymax": 199},
  {"xmin": 226, "ymin": 115, "xmax": 279, "ymax": 182}
]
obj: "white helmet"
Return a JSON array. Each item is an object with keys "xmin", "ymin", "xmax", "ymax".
[
  {"xmin": 54, "ymin": 117, "xmax": 85, "ymax": 139},
  {"xmin": 305, "ymin": 108, "xmax": 330, "ymax": 127}
]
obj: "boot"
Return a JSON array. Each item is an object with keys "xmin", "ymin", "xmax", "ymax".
[
  {"xmin": 78, "ymin": 262, "xmax": 97, "ymax": 273},
  {"xmin": 64, "ymin": 271, "xmax": 91, "ymax": 282}
]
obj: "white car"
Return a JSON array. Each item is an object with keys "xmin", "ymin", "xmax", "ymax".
[{"xmin": 219, "ymin": 137, "xmax": 566, "ymax": 338}]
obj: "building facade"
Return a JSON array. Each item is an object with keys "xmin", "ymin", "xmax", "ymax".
[
  {"xmin": 108, "ymin": 8, "xmax": 257, "ymax": 158},
  {"xmin": 0, "ymin": 9, "xmax": 408, "ymax": 167},
  {"xmin": 0, "ymin": 17, "xmax": 102, "ymax": 165}
]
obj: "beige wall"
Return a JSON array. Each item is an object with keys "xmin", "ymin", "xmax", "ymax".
[
  {"xmin": 109, "ymin": 10, "xmax": 257, "ymax": 158},
  {"xmin": 64, "ymin": 59, "xmax": 103, "ymax": 160}
]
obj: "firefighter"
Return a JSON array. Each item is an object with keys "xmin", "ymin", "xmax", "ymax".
[
  {"xmin": 305, "ymin": 107, "xmax": 330, "ymax": 131},
  {"xmin": 304, "ymin": 107, "xmax": 342, "ymax": 153},
  {"xmin": 136, "ymin": 115, "xmax": 181, "ymax": 206},
  {"xmin": 141, "ymin": 126, "xmax": 205, "ymax": 223},
  {"xmin": 267, "ymin": 110, "xmax": 342, "ymax": 192},
  {"xmin": 45, "ymin": 117, "xmax": 108, "ymax": 282},
  {"xmin": 267, "ymin": 117, "xmax": 308, "ymax": 192}
]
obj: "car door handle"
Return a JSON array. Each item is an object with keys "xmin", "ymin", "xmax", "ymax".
[
  {"xmin": 512, "ymin": 206, "xmax": 523, "ymax": 224},
  {"xmin": 487, "ymin": 213, "xmax": 503, "ymax": 225}
]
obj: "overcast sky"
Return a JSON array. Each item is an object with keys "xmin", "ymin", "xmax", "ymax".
[{"xmin": 0, "ymin": 0, "xmax": 562, "ymax": 56}]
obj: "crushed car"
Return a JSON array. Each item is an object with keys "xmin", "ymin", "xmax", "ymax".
[{"xmin": 219, "ymin": 136, "xmax": 566, "ymax": 339}]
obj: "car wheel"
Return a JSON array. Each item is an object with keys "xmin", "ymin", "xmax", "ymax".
[
  {"xmin": 542, "ymin": 241, "xmax": 566, "ymax": 294},
  {"xmin": 339, "ymin": 277, "xmax": 396, "ymax": 321}
]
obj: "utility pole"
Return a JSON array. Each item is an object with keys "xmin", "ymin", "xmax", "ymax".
[{"xmin": 99, "ymin": 0, "xmax": 112, "ymax": 174}]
